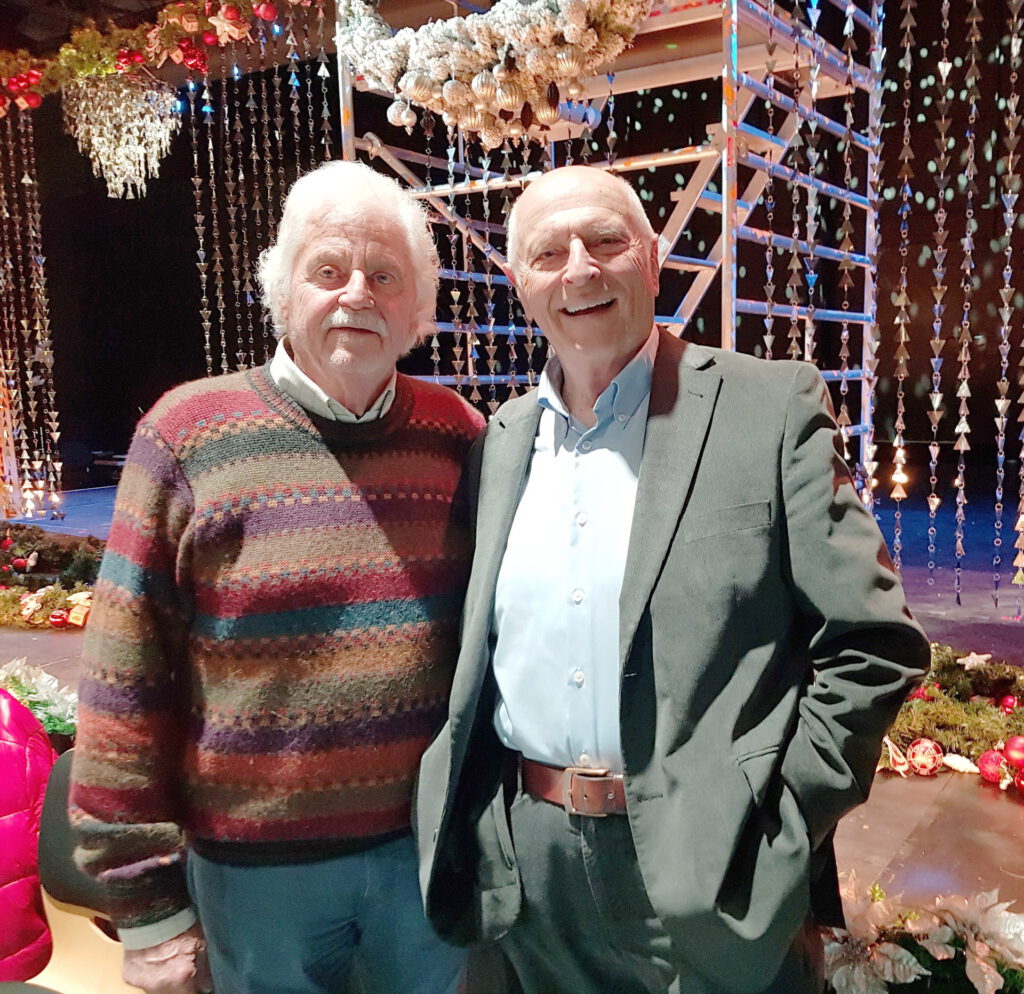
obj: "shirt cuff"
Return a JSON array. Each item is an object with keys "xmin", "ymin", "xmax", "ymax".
[{"xmin": 117, "ymin": 907, "xmax": 198, "ymax": 950}]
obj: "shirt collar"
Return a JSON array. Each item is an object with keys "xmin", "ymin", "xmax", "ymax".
[
  {"xmin": 269, "ymin": 338, "xmax": 397, "ymax": 423},
  {"xmin": 536, "ymin": 325, "xmax": 659, "ymax": 429}
]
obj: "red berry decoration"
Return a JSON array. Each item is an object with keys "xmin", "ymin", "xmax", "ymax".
[
  {"xmin": 23, "ymin": 92, "xmax": 41, "ymax": 109},
  {"xmin": 906, "ymin": 738, "xmax": 944, "ymax": 776},
  {"xmin": 131, "ymin": 51, "xmax": 146, "ymax": 64},
  {"xmin": 1003, "ymin": 736, "xmax": 1024, "ymax": 769},
  {"xmin": 202, "ymin": 29, "xmax": 219, "ymax": 45},
  {"xmin": 908, "ymin": 685, "xmax": 932, "ymax": 702},
  {"xmin": 222, "ymin": 3, "xmax": 240, "ymax": 19},
  {"xmin": 0, "ymin": 537, "xmax": 11, "ymax": 551},
  {"xmin": 48, "ymin": 609, "xmax": 69, "ymax": 629},
  {"xmin": 254, "ymin": 2, "xmax": 278, "ymax": 20},
  {"xmin": 0, "ymin": 565, "xmax": 9, "ymax": 573},
  {"xmin": 978, "ymin": 749, "xmax": 1008, "ymax": 783},
  {"xmin": 999, "ymin": 694, "xmax": 1019, "ymax": 715},
  {"xmin": 25, "ymin": 69, "xmax": 42, "ymax": 85},
  {"xmin": 10, "ymin": 556, "xmax": 27, "ymax": 572}
]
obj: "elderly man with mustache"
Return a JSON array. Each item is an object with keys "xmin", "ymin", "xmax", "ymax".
[{"xmin": 69, "ymin": 160, "xmax": 484, "ymax": 994}]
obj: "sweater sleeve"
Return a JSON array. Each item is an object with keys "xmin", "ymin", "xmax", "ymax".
[{"xmin": 69, "ymin": 419, "xmax": 196, "ymax": 930}]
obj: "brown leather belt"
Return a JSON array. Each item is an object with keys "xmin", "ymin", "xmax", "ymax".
[{"xmin": 521, "ymin": 758, "xmax": 627, "ymax": 817}]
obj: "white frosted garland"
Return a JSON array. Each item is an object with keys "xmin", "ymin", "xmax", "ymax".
[{"xmin": 336, "ymin": 0, "xmax": 653, "ymax": 144}]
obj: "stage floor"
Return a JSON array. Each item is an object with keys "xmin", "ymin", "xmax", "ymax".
[{"xmin": 11, "ymin": 483, "xmax": 1022, "ymax": 664}]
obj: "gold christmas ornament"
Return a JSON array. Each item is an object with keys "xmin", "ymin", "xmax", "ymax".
[
  {"xmin": 507, "ymin": 118, "xmax": 525, "ymax": 138},
  {"xmin": 566, "ymin": 78, "xmax": 585, "ymax": 98},
  {"xmin": 496, "ymin": 81, "xmax": 525, "ymax": 111},
  {"xmin": 460, "ymin": 107, "xmax": 484, "ymax": 130},
  {"xmin": 471, "ymin": 69, "xmax": 497, "ymax": 101},
  {"xmin": 555, "ymin": 45, "xmax": 585, "ymax": 77},
  {"xmin": 534, "ymin": 101, "xmax": 562, "ymax": 125},
  {"xmin": 399, "ymin": 104, "xmax": 418, "ymax": 130},
  {"xmin": 398, "ymin": 71, "xmax": 433, "ymax": 102},
  {"xmin": 61, "ymin": 75, "xmax": 182, "ymax": 199}
]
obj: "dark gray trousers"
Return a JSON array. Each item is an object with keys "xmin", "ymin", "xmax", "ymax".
[{"xmin": 499, "ymin": 793, "xmax": 824, "ymax": 994}]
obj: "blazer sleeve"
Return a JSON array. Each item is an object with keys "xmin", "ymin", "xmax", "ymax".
[{"xmin": 777, "ymin": 362, "xmax": 930, "ymax": 849}]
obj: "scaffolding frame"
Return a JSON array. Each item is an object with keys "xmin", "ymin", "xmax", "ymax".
[{"xmin": 336, "ymin": 0, "xmax": 883, "ymax": 464}]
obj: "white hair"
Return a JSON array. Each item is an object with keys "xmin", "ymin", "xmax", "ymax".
[
  {"xmin": 257, "ymin": 160, "xmax": 439, "ymax": 344},
  {"xmin": 505, "ymin": 167, "xmax": 656, "ymax": 277}
]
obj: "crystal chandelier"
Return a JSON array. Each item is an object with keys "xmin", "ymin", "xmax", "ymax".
[{"xmin": 62, "ymin": 75, "xmax": 182, "ymax": 199}]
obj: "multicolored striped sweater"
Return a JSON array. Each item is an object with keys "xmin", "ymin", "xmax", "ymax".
[{"xmin": 69, "ymin": 365, "xmax": 485, "ymax": 930}]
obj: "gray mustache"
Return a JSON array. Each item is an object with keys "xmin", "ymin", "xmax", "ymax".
[{"xmin": 321, "ymin": 308, "xmax": 387, "ymax": 336}]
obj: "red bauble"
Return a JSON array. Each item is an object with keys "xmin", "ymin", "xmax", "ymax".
[
  {"xmin": 0, "ymin": 565, "xmax": 9, "ymax": 573},
  {"xmin": 25, "ymin": 69, "xmax": 42, "ymax": 85},
  {"xmin": 0, "ymin": 537, "xmax": 11, "ymax": 550},
  {"xmin": 1002, "ymin": 736, "xmax": 1024, "ymax": 769},
  {"xmin": 131, "ymin": 51, "xmax": 145, "ymax": 64},
  {"xmin": 48, "ymin": 609, "xmax": 69, "ymax": 629},
  {"xmin": 1015, "ymin": 767, "xmax": 1024, "ymax": 796},
  {"xmin": 23, "ymin": 92, "xmax": 41, "ymax": 109},
  {"xmin": 907, "ymin": 738, "xmax": 944, "ymax": 776},
  {"xmin": 10, "ymin": 556, "xmax": 27, "ymax": 572},
  {"xmin": 222, "ymin": 4, "xmax": 240, "ymax": 19},
  {"xmin": 202, "ymin": 29, "xmax": 218, "ymax": 45},
  {"xmin": 978, "ymin": 749, "xmax": 1008, "ymax": 783},
  {"xmin": 999, "ymin": 695, "xmax": 1019, "ymax": 715},
  {"xmin": 254, "ymin": 2, "xmax": 278, "ymax": 20}
]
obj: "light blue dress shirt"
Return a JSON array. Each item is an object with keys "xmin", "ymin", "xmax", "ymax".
[{"xmin": 492, "ymin": 327, "xmax": 659, "ymax": 774}]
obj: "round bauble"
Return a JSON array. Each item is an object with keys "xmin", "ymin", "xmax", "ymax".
[
  {"xmin": 23, "ymin": 92, "xmax": 41, "ymax": 109},
  {"xmin": 493, "ymin": 61, "xmax": 513, "ymax": 83},
  {"xmin": 431, "ymin": 82, "xmax": 444, "ymax": 101},
  {"xmin": 566, "ymin": 78, "xmax": 585, "ymax": 99},
  {"xmin": 460, "ymin": 107, "xmax": 483, "ymax": 131},
  {"xmin": 1015, "ymin": 767, "xmax": 1024, "ymax": 796},
  {"xmin": 48, "ymin": 609, "xmax": 69, "ymax": 629},
  {"xmin": 399, "ymin": 71, "xmax": 433, "ymax": 104},
  {"xmin": 535, "ymin": 101, "xmax": 562, "ymax": 126},
  {"xmin": 496, "ymin": 81, "xmax": 525, "ymax": 111},
  {"xmin": 386, "ymin": 100, "xmax": 407, "ymax": 127},
  {"xmin": 442, "ymin": 79, "xmax": 472, "ymax": 106},
  {"xmin": 442, "ymin": 110, "xmax": 460, "ymax": 129},
  {"xmin": 507, "ymin": 118, "xmax": 525, "ymax": 138},
  {"xmin": 978, "ymin": 749, "xmax": 1008, "ymax": 783},
  {"xmin": 10, "ymin": 556, "xmax": 27, "ymax": 572},
  {"xmin": 999, "ymin": 694, "xmax": 1018, "ymax": 715},
  {"xmin": 479, "ymin": 122, "xmax": 505, "ymax": 150},
  {"xmin": 906, "ymin": 737, "xmax": 944, "ymax": 776},
  {"xmin": 471, "ymin": 70, "xmax": 497, "ymax": 102},
  {"xmin": 1002, "ymin": 735, "xmax": 1024, "ymax": 768},
  {"xmin": 555, "ymin": 45, "xmax": 585, "ymax": 77}
]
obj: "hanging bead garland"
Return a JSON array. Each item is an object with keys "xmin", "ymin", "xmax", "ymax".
[
  {"xmin": 998, "ymin": 1, "xmax": 1023, "ymax": 606},
  {"xmin": 953, "ymin": 1, "xmax": 980, "ymax": 606},
  {"xmin": 926, "ymin": 0, "xmax": 952, "ymax": 582},
  {"xmin": 889, "ymin": 0, "xmax": 916, "ymax": 572},
  {"xmin": 761, "ymin": 0, "xmax": 778, "ymax": 362}
]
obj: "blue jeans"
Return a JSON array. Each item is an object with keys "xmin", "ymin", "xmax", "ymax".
[{"xmin": 187, "ymin": 834, "xmax": 465, "ymax": 994}]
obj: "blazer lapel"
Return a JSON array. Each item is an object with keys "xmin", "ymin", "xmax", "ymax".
[
  {"xmin": 449, "ymin": 398, "xmax": 541, "ymax": 727},
  {"xmin": 619, "ymin": 331, "xmax": 722, "ymax": 665}
]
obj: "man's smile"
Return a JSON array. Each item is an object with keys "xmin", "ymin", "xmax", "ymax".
[{"xmin": 561, "ymin": 298, "xmax": 616, "ymax": 317}]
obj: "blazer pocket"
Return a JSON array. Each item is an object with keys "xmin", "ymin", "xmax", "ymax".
[
  {"xmin": 735, "ymin": 745, "xmax": 781, "ymax": 808},
  {"xmin": 680, "ymin": 499, "xmax": 771, "ymax": 544}
]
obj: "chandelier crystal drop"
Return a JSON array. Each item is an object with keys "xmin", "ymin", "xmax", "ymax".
[{"xmin": 62, "ymin": 75, "xmax": 182, "ymax": 199}]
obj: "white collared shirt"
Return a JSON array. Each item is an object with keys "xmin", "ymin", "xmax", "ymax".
[
  {"xmin": 491, "ymin": 327, "xmax": 659, "ymax": 774},
  {"xmin": 269, "ymin": 338, "xmax": 396, "ymax": 422}
]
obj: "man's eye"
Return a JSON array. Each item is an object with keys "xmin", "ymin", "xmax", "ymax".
[
  {"xmin": 317, "ymin": 266, "xmax": 339, "ymax": 279},
  {"xmin": 374, "ymin": 272, "xmax": 394, "ymax": 285}
]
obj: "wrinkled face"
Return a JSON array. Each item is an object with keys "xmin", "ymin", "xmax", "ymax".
[
  {"xmin": 512, "ymin": 171, "xmax": 659, "ymax": 367},
  {"xmin": 281, "ymin": 203, "xmax": 418, "ymax": 392}
]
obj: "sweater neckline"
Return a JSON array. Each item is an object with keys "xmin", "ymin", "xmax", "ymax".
[{"xmin": 247, "ymin": 363, "xmax": 415, "ymax": 442}]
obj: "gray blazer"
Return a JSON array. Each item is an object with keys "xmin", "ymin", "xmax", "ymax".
[{"xmin": 415, "ymin": 330, "xmax": 930, "ymax": 993}]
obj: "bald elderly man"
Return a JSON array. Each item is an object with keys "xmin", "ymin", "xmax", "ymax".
[
  {"xmin": 70, "ymin": 160, "xmax": 484, "ymax": 994},
  {"xmin": 414, "ymin": 165, "xmax": 929, "ymax": 994}
]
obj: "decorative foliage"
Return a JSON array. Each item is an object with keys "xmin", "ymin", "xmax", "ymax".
[
  {"xmin": 0, "ymin": 657, "xmax": 77, "ymax": 736},
  {"xmin": 879, "ymin": 644, "xmax": 1024, "ymax": 772},
  {"xmin": 335, "ymin": 0, "xmax": 653, "ymax": 147},
  {"xmin": 825, "ymin": 876, "xmax": 1024, "ymax": 994}
]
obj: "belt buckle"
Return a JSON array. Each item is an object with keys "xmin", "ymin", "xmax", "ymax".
[{"xmin": 562, "ymin": 766, "xmax": 611, "ymax": 817}]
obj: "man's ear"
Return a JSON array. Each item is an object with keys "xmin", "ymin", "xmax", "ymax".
[{"xmin": 647, "ymin": 237, "xmax": 661, "ymax": 297}]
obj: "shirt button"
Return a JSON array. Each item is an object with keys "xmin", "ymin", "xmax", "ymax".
[
  {"xmin": 575, "ymin": 511, "xmax": 588, "ymax": 526},
  {"xmin": 579, "ymin": 753, "xmax": 591, "ymax": 766},
  {"xmin": 580, "ymin": 440, "xmax": 593, "ymax": 451},
  {"xmin": 571, "ymin": 588, "xmax": 585, "ymax": 604},
  {"xmin": 573, "ymin": 669, "xmax": 585, "ymax": 686},
  {"xmin": 617, "ymin": 413, "xmax": 627, "ymax": 423}
]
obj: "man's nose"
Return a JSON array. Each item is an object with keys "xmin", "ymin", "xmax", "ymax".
[
  {"xmin": 339, "ymin": 269, "xmax": 374, "ymax": 308},
  {"xmin": 563, "ymin": 238, "xmax": 599, "ymax": 285}
]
